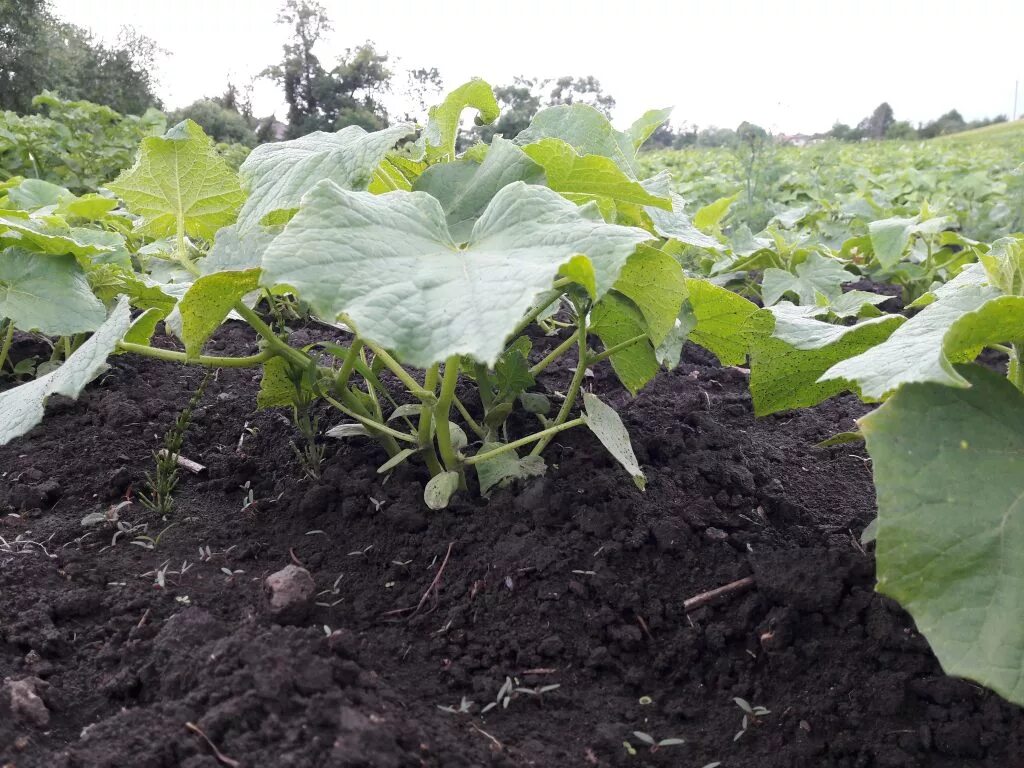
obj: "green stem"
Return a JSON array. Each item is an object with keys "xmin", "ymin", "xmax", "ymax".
[
  {"xmin": 587, "ymin": 333, "xmax": 648, "ymax": 366},
  {"xmin": 417, "ymin": 365, "xmax": 445, "ymax": 476},
  {"xmin": 361, "ymin": 338, "xmax": 434, "ymax": 401},
  {"xmin": 0, "ymin": 320, "xmax": 13, "ymax": 373},
  {"xmin": 117, "ymin": 342, "xmax": 274, "ymax": 368},
  {"xmin": 991, "ymin": 343, "xmax": 1014, "ymax": 356},
  {"xmin": 529, "ymin": 333, "xmax": 578, "ymax": 377},
  {"xmin": 334, "ymin": 339, "xmax": 364, "ymax": 394},
  {"xmin": 509, "ymin": 289, "xmax": 562, "ymax": 340},
  {"xmin": 531, "ymin": 313, "xmax": 588, "ymax": 457},
  {"xmin": 465, "ymin": 417, "xmax": 586, "ymax": 466},
  {"xmin": 232, "ymin": 301, "xmax": 311, "ymax": 370},
  {"xmin": 62, "ymin": 335, "xmax": 72, "ymax": 361},
  {"xmin": 320, "ymin": 393, "xmax": 418, "ymax": 444},
  {"xmin": 434, "ymin": 356, "xmax": 463, "ymax": 476},
  {"xmin": 453, "ymin": 395, "xmax": 485, "ymax": 439}
]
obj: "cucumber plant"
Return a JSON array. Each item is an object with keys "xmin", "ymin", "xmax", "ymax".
[{"xmin": 0, "ymin": 81, "xmax": 747, "ymax": 512}]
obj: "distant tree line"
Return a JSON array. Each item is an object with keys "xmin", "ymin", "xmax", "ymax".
[
  {"xmin": 825, "ymin": 102, "xmax": 1008, "ymax": 142},
  {"xmin": 0, "ymin": 0, "xmax": 161, "ymax": 115}
]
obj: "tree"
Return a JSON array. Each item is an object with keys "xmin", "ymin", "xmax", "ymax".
[
  {"xmin": 546, "ymin": 75, "xmax": 615, "ymax": 116},
  {"xmin": 857, "ymin": 102, "xmax": 895, "ymax": 139},
  {"xmin": 169, "ymin": 99, "xmax": 257, "ymax": 146},
  {"xmin": 919, "ymin": 109, "xmax": 967, "ymax": 139},
  {"xmin": 0, "ymin": 0, "xmax": 160, "ymax": 114}
]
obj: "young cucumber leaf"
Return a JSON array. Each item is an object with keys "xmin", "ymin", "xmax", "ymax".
[
  {"xmin": 515, "ymin": 104, "xmax": 642, "ymax": 179},
  {"xmin": 0, "ymin": 298, "xmax": 130, "ymax": 446},
  {"xmin": 761, "ymin": 253, "xmax": 857, "ymax": 306},
  {"xmin": 860, "ymin": 365, "xmax": 1024, "ymax": 706},
  {"xmin": 261, "ymin": 180, "xmax": 651, "ymax": 368},
  {"xmin": 612, "ymin": 244, "xmax": 688, "ymax": 346},
  {"xmin": 177, "ymin": 268, "xmax": 261, "ymax": 357},
  {"xmin": 747, "ymin": 304, "xmax": 905, "ymax": 415},
  {"xmin": 412, "ymin": 137, "xmax": 545, "ymax": 243},
  {"xmin": 474, "ymin": 442, "xmax": 546, "ymax": 495},
  {"xmin": 520, "ymin": 138, "xmax": 672, "ymax": 211},
  {"xmin": 108, "ymin": 119, "xmax": 245, "ymax": 241},
  {"xmin": 590, "ymin": 292, "xmax": 659, "ymax": 395},
  {"xmin": 424, "ymin": 79, "xmax": 499, "ymax": 163},
  {"xmin": 626, "ymin": 108, "xmax": 673, "ymax": 150},
  {"xmin": 0, "ymin": 248, "xmax": 106, "ymax": 335},
  {"xmin": 684, "ymin": 278, "xmax": 759, "ymax": 366},
  {"xmin": 582, "ymin": 392, "xmax": 645, "ymax": 490}
]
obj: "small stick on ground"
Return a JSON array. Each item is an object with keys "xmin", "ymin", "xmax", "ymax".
[
  {"xmin": 136, "ymin": 608, "xmax": 151, "ymax": 630},
  {"xmin": 158, "ymin": 450, "xmax": 206, "ymax": 474},
  {"xmin": 185, "ymin": 721, "xmax": 240, "ymax": 767},
  {"xmin": 683, "ymin": 575, "xmax": 756, "ymax": 613},
  {"xmin": 470, "ymin": 722, "xmax": 503, "ymax": 751},
  {"xmin": 412, "ymin": 542, "xmax": 453, "ymax": 618},
  {"xmin": 635, "ymin": 613, "xmax": 654, "ymax": 642},
  {"xmin": 289, "ymin": 547, "xmax": 304, "ymax": 568}
]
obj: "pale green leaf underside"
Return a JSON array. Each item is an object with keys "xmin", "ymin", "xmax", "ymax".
[
  {"xmin": 583, "ymin": 392, "xmax": 645, "ymax": 490},
  {"xmin": 261, "ymin": 180, "xmax": 650, "ymax": 368},
  {"xmin": 860, "ymin": 365, "xmax": 1024, "ymax": 706},
  {"xmin": 0, "ymin": 213, "xmax": 123, "ymax": 258},
  {"xmin": 0, "ymin": 248, "xmax": 106, "ymax": 335},
  {"xmin": 0, "ymin": 298, "xmax": 130, "ymax": 446},
  {"xmin": 108, "ymin": 119, "xmax": 245, "ymax": 241}
]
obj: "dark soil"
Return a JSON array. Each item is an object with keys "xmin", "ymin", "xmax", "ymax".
[{"xmin": 2, "ymin": 319, "xmax": 1023, "ymax": 768}]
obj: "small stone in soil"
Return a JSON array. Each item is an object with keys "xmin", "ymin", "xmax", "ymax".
[
  {"xmin": 264, "ymin": 564, "xmax": 316, "ymax": 624},
  {"xmin": 3, "ymin": 676, "xmax": 50, "ymax": 727}
]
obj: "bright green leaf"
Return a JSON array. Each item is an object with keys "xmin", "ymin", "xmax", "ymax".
[
  {"xmin": 612, "ymin": 244, "xmax": 688, "ymax": 345},
  {"xmin": 686, "ymin": 278, "xmax": 759, "ymax": 366},
  {"xmin": 425, "ymin": 79, "xmax": 499, "ymax": 162},
  {"xmin": 591, "ymin": 292, "xmax": 659, "ymax": 395},
  {"xmin": 762, "ymin": 253, "xmax": 856, "ymax": 306},
  {"xmin": 178, "ymin": 268, "xmax": 260, "ymax": 357},
  {"xmin": 261, "ymin": 180, "xmax": 650, "ymax": 368},
  {"xmin": 515, "ymin": 104, "xmax": 641, "ymax": 178}
]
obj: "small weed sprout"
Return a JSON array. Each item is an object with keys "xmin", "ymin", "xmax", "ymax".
[
  {"xmin": 480, "ymin": 676, "xmax": 561, "ymax": 713},
  {"xmin": 733, "ymin": 697, "xmax": 771, "ymax": 741},
  {"xmin": 624, "ymin": 731, "xmax": 685, "ymax": 755},
  {"xmin": 240, "ymin": 481, "xmax": 257, "ymax": 513},
  {"xmin": 437, "ymin": 696, "xmax": 475, "ymax": 715},
  {"xmin": 139, "ymin": 373, "xmax": 210, "ymax": 516}
]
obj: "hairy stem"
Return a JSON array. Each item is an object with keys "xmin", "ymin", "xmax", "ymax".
[
  {"xmin": 465, "ymin": 417, "xmax": 586, "ymax": 466},
  {"xmin": 587, "ymin": 333, "xmax": 648, "ymax": 366},
  {"xmin": 361, "ymin": 338, "xmax": 434, "ymax": 401},
  {"xmin": 434, "ymin": 356, "xmax": 463, "ymax": 478},
  {"xmin": 529, "ymin": 332, "xmax": 578, "ymax": 377},
  {"xmin": 118, "ymin": 342, "xmax": 274, "ymax": 368},
  {"xmin": 231, "ymin": 300, "xmax": 311, "ymax": 370},
  {"xmin": 333, "ymin": 339, "xmax": 364, "ymax": 394},
  {"xmin": 508, "ymin": 288, "xmax": 562, "ymax": 340},
  {"xmin": 531, "ymin": 313, "xmax": 588, "ymax": 456},
  {"xmin": 453, "ymin": 395, "xmax": 485, "ymax": 439}
]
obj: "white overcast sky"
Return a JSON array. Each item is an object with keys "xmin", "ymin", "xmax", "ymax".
[{"xmin": 52, "ymin": 0, "xmax": 1024, "ymax": 135}]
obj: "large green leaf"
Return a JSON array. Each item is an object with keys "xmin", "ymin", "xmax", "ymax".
[
  {"xmin": 860, "ymin": 365, "xmax": 1024, "ymax": 706},
  {"xmin": 868, "ymin": 216, "xmax": 917, "ymax": 269},
  {"xmin": 425, "ymin": 79, "xmax": 499, "ymax": 162},
  {"xmin": 0, "ymin": 248, "xmax": 106, "ymax": 335},
  {"xmin": 7, "ymin": 179, "xmax": 69, "ymax": 210},
  {"xmin": 685, "ymin": 278, "xmax": 759, "ymax": 366},
  {"xmin": 591, "ymin": 292, "xmax": 659, "ymax": 395},
  {"xmin": 762, "ymin": 253, "xmax": 856, "ymax": 306},
  {"xmin": 515, "ymin": 104, "xmax": 640, "ymax": 178},
  {"xmin": 747, "ymin": 304, "xmax": 905, "ymax": 415},
  {"xmin": 412, "ymin": 137, "xmax": 544, "ymax": 242},
  {"xmin": 821, "ymin": 272, "xmax": 1007, "ymax": 399},
  {"xmin": 641, "ymin": 176, "xmax": 722, "ymax": 251},
  {"xmin": 206, "ymin": 123, "xmax": 415, "ymax": 272},
  {"xmin": 261, "ymin": 180, "xmax": 650, "ymax": 368},
  {"xmin": 108, "ymin": 120, "xmax": 245, "ymax": 241},
  {"xmin": 0, "ymin": 298, "xmax": 130, "ymax": 446},
  {"xmin": 521, "ymin": 138, "xmax": 671, "ymax": 211}
]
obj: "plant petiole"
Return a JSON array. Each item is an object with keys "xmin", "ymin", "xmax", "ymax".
[
  {"xmin": 117, "ymin": 342, "xmax": 274, "ymax": 368},
  {"xmin": 465, "ymin": 417, "xmax": 586, "ymax": 466}
]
